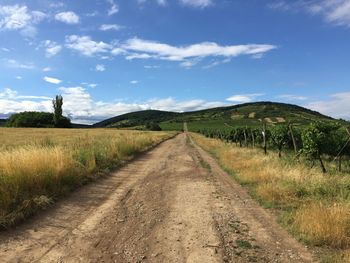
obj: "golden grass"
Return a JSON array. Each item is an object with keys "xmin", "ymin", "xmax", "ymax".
[
  {"xmin": 0, "ymin": 128, "xmax": 175, "ymax": 227},
  {"xmin": 294, "ymin": 202, "xmax": 350, "ymax": 248},
  {"xmin": 191, "ymin": 133, "xmax": 350, "ymax": 253}
]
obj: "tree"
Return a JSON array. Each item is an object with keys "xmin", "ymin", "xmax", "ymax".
[
  {"xmin": 145, "ymin": 122, "xmax": 162, "ymax": 131},
  {"xmin": 6, "ymin": 112, "xmax": 54, "ymax": 127},
  {"xmin": 53, "ymin": 95, "xmax": 63, "ymax": 127},
  {"xmin": 52, "ymin": 95, "xmax": 71, "ymax": 128}
]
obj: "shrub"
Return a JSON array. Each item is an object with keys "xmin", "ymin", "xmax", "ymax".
[{"xmin": 6, "ymin": 112, "xmax": 71, "ymax": 128}]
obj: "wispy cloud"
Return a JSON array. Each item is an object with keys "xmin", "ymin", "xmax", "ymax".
[
  {"xmin": 226, "ymin": 93, "xmax": 264, "ymax": 103},
  {"xmin": 107, "ymin": 0, "xmax": 119, "ymax": 16},
  {"xmin": 306, "ymin": 92, "xmax": 350, "ymax": 120},
  {"xmin": 269, "ymin": 0, "xmax": 350, "ymax": 28},
  {"xmin": 55, "ymin": 11, "xmax": 80, "ymax": 24},
  {"xmin": 65, "ymin": 35, "xmax": 112, "ymax": 56},
  {"xmin": 95, "ymin": 64, "xmax": 106, "ymax": 72},
  {"xmin": 5, "ymin": 59, "xmax": 35, "ymax": 69},
  {"xmin": 63, "ymin": 35, "xmax": 276, "ymax": 67},
  {"xmin": 180, "ymin": 0, "xmax": 213, "ymax": 8},
  {"xmin": 43, "ymin": 76, "xmax": 62, "ymax": 84},
  {"xmin": 99, "ymin": 24, "xmax": 123, "ymax": 31},
  {"xmin": 130, "ymin": 80, "xmax": 139, "ymax": 84},
  {"xmin": 0, "ymin": 4, "xmax": 46, "ymax": 37},
  {"xmin": 120, "ymin": 37, "xmax": 277, "ymax": 66},
  {"xmin": 0, "ymin": 88, "xmax": 51, "ymax": 100},
  {"xmin": 42, "ymin": 40, "xmax": 62, "ymax": 57},
  {"xmin": 277, "ymin": 94, "xmax": 308, "ymax": 101}
]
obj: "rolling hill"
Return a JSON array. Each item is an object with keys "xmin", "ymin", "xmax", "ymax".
[{"xmin": 93, "ymin": 101, "xmax": 345, "ymax": 131}]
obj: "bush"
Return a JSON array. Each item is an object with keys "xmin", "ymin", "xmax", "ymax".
[
  {"xmin": 145, "ymin": 122, "xmax": 162, "ymax": 131},
  {"xmin": 6, "ymin": 112, "xmax": 71, "ymax": 128}
]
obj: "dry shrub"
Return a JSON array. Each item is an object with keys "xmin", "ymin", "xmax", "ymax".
[{"xmin": 294, "ymin": 202, "xmax": 350, "ymax": 248}]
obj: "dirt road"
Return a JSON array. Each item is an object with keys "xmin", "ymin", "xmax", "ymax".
[{"xmin": 0, "ymin": 133, "xmax": 315, "ymax": 262}]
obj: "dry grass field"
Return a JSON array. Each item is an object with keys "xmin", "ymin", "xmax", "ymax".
[
  {"xmin": 0, "ymin": 128, "xmax": 174, "ymax": 228},
  {"xmin": 191, "ymin": 133, "xmax": 350, "ymax": 262}
]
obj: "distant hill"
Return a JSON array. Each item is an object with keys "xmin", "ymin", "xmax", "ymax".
[
  {"xmin": 71, "ymin": 123, "xmax": 92, "ymax": 128},
  {"xmin": 93, "ymin": 110, "xmax": 180, "ymax": 128},
  {"xmin": 93, "ymin": 101, "xmax": 346, "ymax": 131}
]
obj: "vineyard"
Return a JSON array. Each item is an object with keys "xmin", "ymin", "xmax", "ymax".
[
  {"xmin": 198, "ymin": 121, "xmax": 350, "ymax": 174},
  {"xmin": 191, "ymin": 121, "xmax": 350, "ymax": 261}
]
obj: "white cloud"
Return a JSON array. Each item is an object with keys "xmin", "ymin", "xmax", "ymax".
[
  {"xmin": 0, "ymin": 87, "xmax": 228, "ymax": 124},
  {"xmin": 107, "ymin": 0, "xmax": 119, "ymax": 16},
  {"xmin": 0, "ymin": 88, "xmax": 50, "ymax": 100},
  {"xmin": 62, "ymin": 36, "xmax": 276, "ymax": 67},
  {"xmin": 277, "ymin": 94, "xmax": 308, "ymax": 101},
  {"xmin": 42, "ymin": 40, "xmax": 62, "ymax": 57},
  {"xmin": 99, "ymin": 24, "xmax": 123, "ymax": 31},
  {"xmin": 180, "ymin": 0, "xmax": 213, "ymax": 8},
  {"xmin": 226, "ymin": 93, "xmax": 264, "ymax": 103},
  {"xmin": 0, "ymin": 5, "xmax": 31, "ymax": 30},
  {"xmin": 130, "ymin": 80, "xmax": 139, "ymax": 84},
  {"xmin": 157, "ymin": 0, "xmax": 167, "ymax": 6},
  {"xmin": 42, "ymin": 67, "xmax": 52, "ymax": 72},
  {"xmin": 65, "ymin": 35, "xmax": 112, "ymax": 56},
  {"xmin": 55, "ymin": 11, "xmax": 80, "ymax": 24},
  {"xmin": 120, "ymin": 38, "xmax": 277, "ymax": 66},
  {"xmin": 43, "ymin": 76, "xmax": 62, "ymax": 84},
  {"xmin": 306, "ymin": 92, "xmax": 350, "ymax": 120},
  {"xmin": 95, "ymin": 64, "xmax": 106, "ymax": 72},
  {"xmin": 0, "ymin": 88, "xmax": 17, "ymax": 99},
  {"xmin": 269, "ymin": 0, "xmax": 350, "ymax": 27},
  {"xmin": 5, "ymin": 59, "xmax": 35, "ymax": 69},
  {"xmin": 16, "ymin": 76, "xmax": 22, "ymax": 80},
  {"xmin": 138, "ymin": 0, "xmax": 167, "ymax": 6},
  {"xmin": 0, "ymin": 5, "xmax": 46, "ymax": 37},
  {"xmin": 144, "ymin": 65, "xmax": 160, "ymax": 69}
]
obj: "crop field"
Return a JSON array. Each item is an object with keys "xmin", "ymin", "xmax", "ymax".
[
  {"xmin": 191, "ymin": 132, "xmax": 350, "ymax": 261},
  {"xmin": 0, "ymin": 128, "xmax": 174, "ymax": 228}
]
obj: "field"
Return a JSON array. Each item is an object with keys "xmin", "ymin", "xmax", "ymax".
[
  {"xmin": 191, "ymin": 133, "xmax": 350, "ymax": 262},
  {"xmin": 0, "ymin": 128, "xmax": 175, "ymax": 228}
]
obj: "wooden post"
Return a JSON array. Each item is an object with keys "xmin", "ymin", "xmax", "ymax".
[
  {"xmin": 243, "ymin": 127, "xmax": 248, "ymax": 147},
  {"xmin": 251, "ymin": 130, "xmax": 255, "ymax": 148},
  {"xmin": 262, "ymin": 122, "xmax": 267, "ymax": 155},
  {"xmin": 338, "ymin": 155, "xmax": 342, "ymax": 172},
  {"xmin": 289, "ymin": 123, "xmax": 297, "ymax": 154}
]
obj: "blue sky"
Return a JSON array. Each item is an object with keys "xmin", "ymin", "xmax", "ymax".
[{"xmin": 0, "ymin": 0, "xmax": 350, "ymax": 123}]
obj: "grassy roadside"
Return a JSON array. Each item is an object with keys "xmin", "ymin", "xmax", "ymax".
[
  {"xmin": 190, "ymin": 132, "xmax": 350, "ymax": 262},
  {"xmin": 0, "ymin": 128, "xmax": 176, "ymax": 228}
]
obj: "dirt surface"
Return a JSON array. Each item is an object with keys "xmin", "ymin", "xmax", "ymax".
[{"xmin": 0, "ymin": 132, "xmax": 316, "ymax": 263}]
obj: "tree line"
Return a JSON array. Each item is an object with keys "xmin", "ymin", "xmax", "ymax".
[
  {"xmin": 6, "ymin": 95, "xmax": 71, "ymax": 128},
  {"xmin": 198, "ymin": 122, "xmax": 350, "ymax": 173}
]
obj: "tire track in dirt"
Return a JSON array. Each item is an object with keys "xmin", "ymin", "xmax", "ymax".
[{"xmin": 0, "ymin": 132, "xmax": 316, "ymax": 262}]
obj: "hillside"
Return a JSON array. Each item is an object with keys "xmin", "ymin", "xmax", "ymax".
[{"xmin": 93, "ymin": 101, "xmax": 343, "ymax": 131}]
